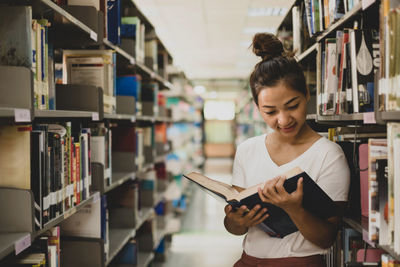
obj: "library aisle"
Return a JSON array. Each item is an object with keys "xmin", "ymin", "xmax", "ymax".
[{"xmin": 155, "ymin": 158, "xmax": 243, "ymax": 267}]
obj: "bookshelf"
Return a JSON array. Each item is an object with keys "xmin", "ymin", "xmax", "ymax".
[
  {"xmin": 0, "ymin": 0, "xmax": 198, "ymax": 266},
  {"xmin": 274, "ymin": 0, "xmax": 400, "ymax": 265}
]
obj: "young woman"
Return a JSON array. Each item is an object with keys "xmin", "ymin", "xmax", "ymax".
[{"xmin": 224, "ymin": 33, "xmax": 350, "ymax": 267}]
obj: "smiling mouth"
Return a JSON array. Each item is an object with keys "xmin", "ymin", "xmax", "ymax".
[{"xmin": 279, "ymin": 123, "xmax": 296, "ymax": 132}]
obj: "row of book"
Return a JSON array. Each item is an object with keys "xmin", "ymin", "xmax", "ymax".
[
  {"xmin": 319, "ymin": 27, "xmax": 379, "ymax": 115},
  {"xmin": 0, "ymin": 4, "xmax": 171, "ymax": 114},
  {"xmin": 302, "ymin": 0, "xmax": 360, "ymax": 37},
  {"xmin": 333, "ymin": 122, "xmax": 400, "ymax": 254},
  {"xmin": 363, "ymin": 123, "xmax": 400, "ymax": 254},
  {"xmin": 379, "ymin": 3, "xmax": 400, "ymax": 112},
  {"xmin": 53, "ymin": 0, "xmax": 164, "ymax": 72},
  {"xmin": 0, "ymin": 6, "xmax": 52, "ymax": 110},
  {"xmin": 5, "ymin": 227, "xmax": 61, "ymax": 267},
  {"xmin": 327, "ymin": 227, "xmax": 400, "ymax": 266},
  {"xmin": 0, "ymin": 121, "xmax": 113, "ymax": 229}
]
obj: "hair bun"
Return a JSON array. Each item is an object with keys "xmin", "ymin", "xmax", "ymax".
[{"xmin": 252, "ymin": 33, "xmax": 284, "ymax": 61}]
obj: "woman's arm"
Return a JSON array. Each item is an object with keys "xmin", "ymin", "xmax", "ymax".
[
  {"xmin": 224, "ymin": 185, "xmax": 269, "ymax": 236},
  {"xmin": 258, "ymin": 176, "xmax": 344, "ymax": 248}
]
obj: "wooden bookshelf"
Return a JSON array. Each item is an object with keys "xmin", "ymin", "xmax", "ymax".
[
  {"xmin": 104, "ymin": 113, "xmax": 136, "ymax": 122},
  {"xmin": 137, "ymin": 251, "xmax": 155, "ymax": 267},
  {"xmin": 380, "ymin": 111, "xmax": 400, "ymax": 121},
  {"xmin": 316, "ymin": 113, "xmax": 364, "ymax": 122},
  {"xmin": 296, "ymin": 43, "xmax": 318, "ymax": 62},
  {"xmin": 35, "ymin": 109, "xmax": 96, "ymax": 119},
  {"xmin": 32, "ymin": 0, "xmax": 97, "ymax": 42},
  {"xmin": 105, "ymin": 172, "xmax": 136, "ymax": 194}
]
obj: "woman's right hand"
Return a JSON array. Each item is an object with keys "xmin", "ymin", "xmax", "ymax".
[{"xmin": 223, "ymin": 204, "xmax": 269, "ymax": 235}]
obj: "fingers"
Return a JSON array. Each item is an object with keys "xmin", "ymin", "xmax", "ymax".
[
  {"xmin": 274, "ymin": 176, "xmax": 288, "ymax": 195},
  {"xmin": 252, "ymin": 212, "xmax": 270, "ymax": 226},
  {"xmin": 224, "ymin": 204, "xmax": 232, "ymax": 215},
  {"xmin": 293, "ymin": 177, "xmax": 303, "ymax": 196},
  {"xmin": 262, "ymin": 176, "xmax": 283, "ymax": 201},
  {"xmin": 243, "ymin": 205, "xmax": 268, "ymax": 226}
]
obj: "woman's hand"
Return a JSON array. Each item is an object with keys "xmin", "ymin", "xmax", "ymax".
[
  {"xmin": 223, "ymin": 204, "xmax": 269, "ymax": 235},
  {"xmin": 257, "ymin": 175, "xmax": 304, "ymax": 215}
]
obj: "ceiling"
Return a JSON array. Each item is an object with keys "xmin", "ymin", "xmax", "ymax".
[{"xmin": 133, "ymin": 0, "xmax": 295, "ymax": 81}]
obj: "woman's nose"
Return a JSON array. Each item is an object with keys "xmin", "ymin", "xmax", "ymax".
[{"xmin": 277, "ymin": 111, "xmax": 291, "ymax": 126}]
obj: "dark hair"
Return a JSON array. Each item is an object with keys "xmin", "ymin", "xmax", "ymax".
[{"xmin": 249, "ymin": 33, "xmax": 307, "ymax": 105}]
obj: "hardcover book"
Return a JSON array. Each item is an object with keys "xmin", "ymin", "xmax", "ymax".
[{"xmin": 183, "ymin": 167, "xmax": 337, "ymax": 238}]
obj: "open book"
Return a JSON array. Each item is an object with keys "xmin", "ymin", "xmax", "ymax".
[{"xmin": 183, "ymin": 167, "xmax": 337, "ymax": 238}]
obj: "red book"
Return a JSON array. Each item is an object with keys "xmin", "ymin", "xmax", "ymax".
[{"xmin": 75, "ymin": 143, "xmax": 81, "ymax": 205}]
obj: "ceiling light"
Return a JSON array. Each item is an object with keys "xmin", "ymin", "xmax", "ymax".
[{"xmin": 194, "ymin": 85, "xmax": 206, "ymax": 94}]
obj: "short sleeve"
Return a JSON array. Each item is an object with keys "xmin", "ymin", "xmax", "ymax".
[
  {"xmin": 316, "ymin": 144, "xmax": 350, "ymax": 202},
  {"xmin": 231, "ymin": 145, "xmax": 246, "ymax": 188}
]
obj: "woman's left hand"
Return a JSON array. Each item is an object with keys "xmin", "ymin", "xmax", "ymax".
[{"xmin": 257, "ymin": 176, "xmax": 304, "ymax": 214}]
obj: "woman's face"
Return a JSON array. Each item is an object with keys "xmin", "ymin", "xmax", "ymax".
[{"xmin": 257, "ymin": 81, "xmax": 309, "ymax": 139}]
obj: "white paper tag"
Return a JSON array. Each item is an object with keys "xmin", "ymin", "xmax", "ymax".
[
  {"xmin": 93, "ymin": 192, "xmax": 100, "ymax": 203},
  {"xmin": 68, "ymin": 184, "xmax": 74, "ymax": 197},
  {"xmin": 92, "ymin": 112, "xmax": 99, "ymax": 121},
  {"xmin": 14, "ymin": 109, "xmax": 31, "ymax": 122},
  {"xmin": 129, "ymin": 58, "xmax": 135, "ymax": 65},
  {"xmin": 90, "ymin": 31, "xmax": 97, "ymax": 41},
  {"xmin": 43, "ymin": 195, "xmax": 50, "ymax": 210},
  {"xmin": 130, "ymin": 116, "xmax": 136, "ymax": 123},
  {"xmin": 50, "ymin": 192, "xmax": 56, "ymax": 205},
  {"xmin": 346, "ymin": 89, "xmax": 353, "ymax": 101},
  {"xmin": 363, "ymin": 112, "xmax": 376, "ymax": 124},
  {"xmin": 15, "ymin": 234, "xmax": 31, "ymax": 255},
  {"xmin": 105, "ymin": 168, "xmax": 111, "ymax": 179}
]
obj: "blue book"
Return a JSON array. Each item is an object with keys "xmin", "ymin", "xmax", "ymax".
[
  {"xmin": 116, "ymin": 75, "xmax": 141, "ymax": 99},
  {"xmin": 115, "ymin": 239, "xmax": 137, "ymax": 264},
  {"xmin": 107, "ymin": 0, "xmax": 121, "ymax": 45}
]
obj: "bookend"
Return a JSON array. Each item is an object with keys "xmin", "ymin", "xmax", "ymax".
[{"xmin": 0, "ymin": 66, "xmax": 33, "ymax": 110}]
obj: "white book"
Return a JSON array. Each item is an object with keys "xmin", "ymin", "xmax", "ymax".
[
  {"xmin": 292, "ymin": 6, "xmax": 301, "ymax": 55},
  {"xmin": 394, "ymin": 136, "xmax": 400, "ymax": 253},
  {"xmin": 349, "ymin": 29, "xmax": 359, "ymax": 113}
]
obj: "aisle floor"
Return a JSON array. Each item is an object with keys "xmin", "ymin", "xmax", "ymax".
[{"xmin": 155, "ymin": 158, "xmax": 243, "ymax": 267}]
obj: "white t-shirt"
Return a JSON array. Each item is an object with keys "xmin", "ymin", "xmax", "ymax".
[{"xmin": 231, "ymin": 134, "xmax": 350, "ymax": 258}]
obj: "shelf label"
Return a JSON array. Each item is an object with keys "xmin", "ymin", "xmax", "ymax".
[
  {"xmin": 130, "ymin": 116, "xmax": 136, "ymax": 123},
  {"xmin": 15, "ymin": 234, "xmax": 31, "ymax": 255},
  {"xmin": 93, "ymin": 192, "xmax": 100, "ymax": 202},
  {"xmin": 92, "ymin": 112, "xmax": 99, "ymax": 121},
  {"xmin": 90, "ymin": 31, "xmax": 98, "ymax": 41},
  {"xmin": 14, "ymin": 109, "xmax": 31, "ymax": 122},
  {"xmin": 129, "ymin": 58, "xmax": 135, "ymax": 65},
  {"xmin": 363, "ymin": 112, "xmax": 376, "ymax": 124},
  {"xmin": 151, "ymin": 72, "xmax": 156, "ymax": 78}
]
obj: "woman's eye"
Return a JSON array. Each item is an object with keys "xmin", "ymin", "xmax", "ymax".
[
  {"xmin": 288, "ymin": 104, "xmax": 299, "ymax": 110},
  {"xmin": 265, "ymin": 111, "xmax": 275, "ymax": 115}
]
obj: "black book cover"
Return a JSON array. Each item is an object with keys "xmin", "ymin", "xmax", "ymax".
[
  {"xmin": 31, "ymin": 131, "xmax": 43, "ymax": 230},
  {"xmin": 228, "ymin": 171, "xmax": 337, "ymax": 238}
]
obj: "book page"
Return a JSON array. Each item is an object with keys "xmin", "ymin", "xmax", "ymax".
[
  {"xmin": 235, "ymin": 166, "xmax": 303, "ymax": 201},
  {"xmin": 184, "ymin": 172, "xmax": 238, "ymax": 200}
]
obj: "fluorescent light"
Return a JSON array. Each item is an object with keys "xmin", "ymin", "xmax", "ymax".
[
  {"xmin": 247, "ymin": 7, "xmax": 287, "ymax": 17},
  {"xmin": 194, "ymin": 85, "xmax": 206, "ymax": 94}
]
